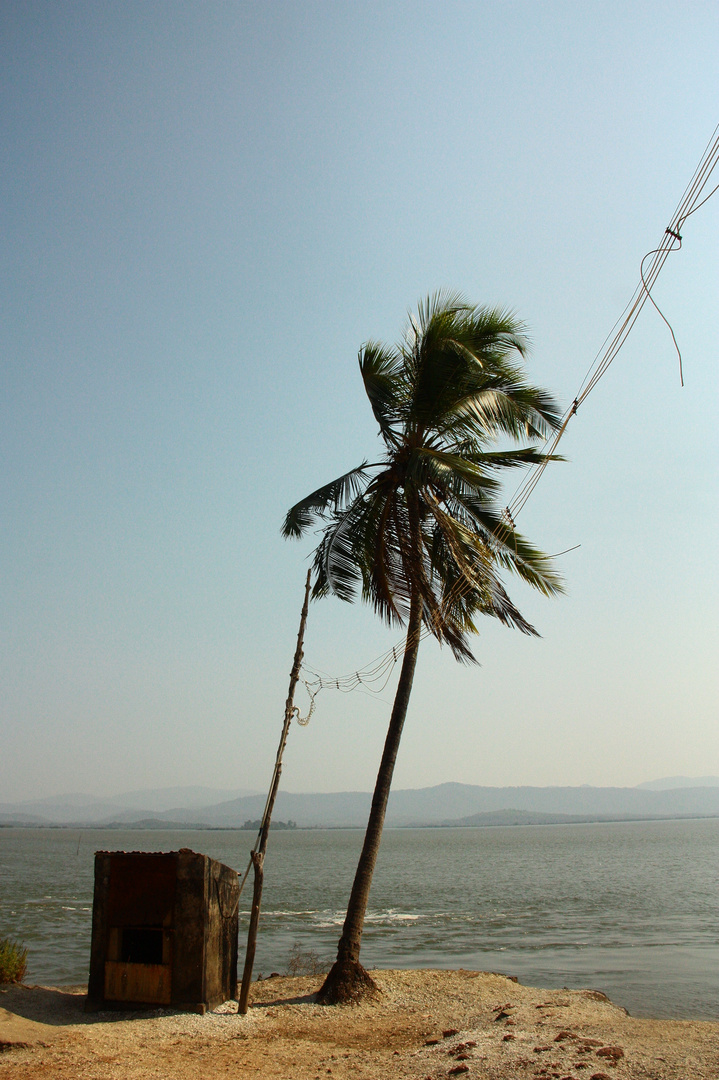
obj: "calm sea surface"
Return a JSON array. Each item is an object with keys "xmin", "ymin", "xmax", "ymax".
[{"xmin": 1, "ymin": 819, "xmax": 717, "ymax": 1020}]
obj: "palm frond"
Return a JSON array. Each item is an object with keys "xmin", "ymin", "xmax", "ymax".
[
  {"xmin": 359, "ymin": 343, "xmax": 405, "ymax": 446},
  {"xmin": 446, "ymin": 380, "xmax": 563, "ymax": 442},
  {"xmin": 405, "ymin": 303, "xmax": 534, "ymax": 431},
  {"xmin": 282, "ymin": 464, "xmax": 371, "ymax": 538}
]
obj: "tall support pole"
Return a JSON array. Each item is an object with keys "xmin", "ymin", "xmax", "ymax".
[{"xmin": 238, "ymin": 569, "xmax": 312, "ymax": 1015}]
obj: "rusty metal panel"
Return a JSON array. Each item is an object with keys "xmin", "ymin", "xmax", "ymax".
[
  {"xmin": 104, "ymin": 961, "xmax": 172, "ymax": 1005},
  {"xmin": 171, "ymin": 849, "xmax": 206, "ymax": 1005},
  {"xmin": 107, "ymin": 853, "xmax": 178, "ymax": 927},
  {"xmin": 205, "ymin": 861, "xmax": 240, "ymax": 1007}
]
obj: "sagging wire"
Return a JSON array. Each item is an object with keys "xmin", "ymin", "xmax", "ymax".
[
  {"xmin": 640, "ymin": 236, "xmax": 685, "ymax": 386},
  {"xmin": 492, "ymin": 122, "xmax": 719, "ymax": 552}
]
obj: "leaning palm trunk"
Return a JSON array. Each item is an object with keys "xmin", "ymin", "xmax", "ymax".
[
  {"xmin": 284, "ymin": 293, "xmax": 564, "ymax": 1006},
  {"xmin": 317, "ymin": 595, "xmax": 423, "ymax": 1004}
]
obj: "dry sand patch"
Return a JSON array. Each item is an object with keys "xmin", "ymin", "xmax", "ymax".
[{"xmin": 1, "ymin": 970, "xmax": 717, "ymax": 1079}]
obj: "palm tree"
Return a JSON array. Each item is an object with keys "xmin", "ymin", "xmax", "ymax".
[{"xmin": 282, "ymin": 291, "xmax": 564, "ymax": 1003}]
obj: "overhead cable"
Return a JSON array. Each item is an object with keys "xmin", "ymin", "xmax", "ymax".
[{"xmin": 300, "ymin": 124, "xmax": 719, "ymax": 699}]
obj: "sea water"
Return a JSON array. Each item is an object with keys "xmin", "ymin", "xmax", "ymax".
[{"xmin": 1, "ymin": 818, "xmax": 717, "ymax": 1020}]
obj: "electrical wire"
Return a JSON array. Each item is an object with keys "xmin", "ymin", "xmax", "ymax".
[{"xmin": 297, "ymin": 124, "xmax": 719, "ymax": 707}]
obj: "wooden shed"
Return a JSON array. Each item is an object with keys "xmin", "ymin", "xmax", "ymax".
[{"xmin": 87, "ymin": 848, "xmax": 239, "ymax": 1013}]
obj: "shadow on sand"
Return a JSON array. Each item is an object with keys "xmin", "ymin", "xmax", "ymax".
[{"xmin": 0, "ymin": 984, "xmax": 228, "ymax": 1027}]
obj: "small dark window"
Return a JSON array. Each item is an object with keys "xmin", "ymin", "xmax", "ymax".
[{"xmin": 120, "ymin": 927, "xmax": 163, "ymax": 965}]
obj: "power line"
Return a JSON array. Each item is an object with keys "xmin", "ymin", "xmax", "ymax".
[{"xmin": 298, "ymin": 124, "xmax": 719, "ymax": 704}]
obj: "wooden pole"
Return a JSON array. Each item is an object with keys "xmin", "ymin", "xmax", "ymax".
[{"xmin": 238, "ymin": 569, "xmax": 312, "ymax": 1014}]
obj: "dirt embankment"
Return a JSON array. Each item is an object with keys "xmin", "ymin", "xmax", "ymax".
[{"xmin": 1, "ymin": 969, "xmax": 717, "ymax": 1079}]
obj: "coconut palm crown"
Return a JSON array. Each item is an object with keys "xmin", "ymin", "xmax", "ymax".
[
  {"xmin": 282, "ymin": 292, "xmax": 564, "ymax": 1004},
  {"xmin": 283, "ymin": 291, "xmax": 563, "ymax": 660}
]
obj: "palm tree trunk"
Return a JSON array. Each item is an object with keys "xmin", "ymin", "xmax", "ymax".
[{"xmin": 317, "ymin": 591, "xmax": 423, "ymax": 1004}]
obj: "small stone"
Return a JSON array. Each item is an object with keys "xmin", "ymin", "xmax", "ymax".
[
  {"xmin": 425, "ymin": 1038, "xmax": 441, "ymax": 1046},
  {"xmin": 589, "ymin": 1074, "xmax": 611, "ymax": 1080},
  {"xmin": 502, "ymin": 1034, "xmax": 515, "ymax": 1042},
  {"xmin": 595, "ymin": 1046, "xmax": 624, "ymax": 1061},
  {"xmin": 448, "ymin": 1066, "xmax": 470, "ymax": 1076},
  {"xmin": 443, "ymin": 1029, "xmax": 461, "ymax": 1038},
  {"xmin": 534, "ymin": 1046, "xmax": 552, "ymax": 1053},
  {"xmin": 494, "ymin": 1011, "xmax": 511, "ymax": 1021},
  {"xmin": 555, "ymin": 1031, "xmax": 577, "ymax": 1042}
]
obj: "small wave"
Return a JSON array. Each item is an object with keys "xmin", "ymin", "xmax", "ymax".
[
  {"xmin": 255, "ymin": 910, "xmax": 320, "ymax": 917},
  {"xmin": 427, "ymin": 912, "xmax": 473, "ymax": 920},
  {"xmin": 364, "ymin": 911, "xmax": 421, "ymax": 924},
  {"xmin": 316, "ymin": 915, "xmax": 345, "ymax": 928}
]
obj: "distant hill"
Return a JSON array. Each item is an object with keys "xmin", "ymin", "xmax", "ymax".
[
  {"xmin": 443, "ymin": 807, "xmax": 719, "ymax": 828},
  {"xmin": 0, "ymin": 785, "xmax": 262, "ymax": 826},
  {"xmin": 4, "ymin": 780, "xmax": 719, "ymax": 829},
  {"xmin": 636, "ymin": 775, "xmax": 719, "ymax": 790},
  {"xmin": 440, "ymin": 809, "xmax": 596, "ymax": 827},
  {"xmin": 108, "ymin": 785, "xmax": 263, "ymax": 811}
]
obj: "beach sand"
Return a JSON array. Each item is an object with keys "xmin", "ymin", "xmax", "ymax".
[{"xmin": 1, "ymin": 969, "xmax": 716, "ymax": 1079}]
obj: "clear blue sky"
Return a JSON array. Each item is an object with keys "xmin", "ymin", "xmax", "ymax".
[{"xmin": 2, "ymin": 1, "xmax": 717, "ymax": 803}]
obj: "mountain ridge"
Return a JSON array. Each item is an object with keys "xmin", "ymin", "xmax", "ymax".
[{"xmin": 3, "ymin": 778, "xmax": 719, "ymax": 828}]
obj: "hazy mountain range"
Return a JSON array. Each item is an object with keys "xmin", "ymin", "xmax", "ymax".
[{"xmin": 2, "ymin": 777, "xmax": 719, "ymax": 829}]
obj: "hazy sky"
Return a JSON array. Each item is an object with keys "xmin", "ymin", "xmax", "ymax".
[{"xmin": 2, "ymin": 1, "xmax": 717, "ymax": 804}]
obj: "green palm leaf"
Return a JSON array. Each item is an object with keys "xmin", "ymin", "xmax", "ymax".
[{"xmin": 282, "ymin": 463, "xmax": 371, "ymax": 538}]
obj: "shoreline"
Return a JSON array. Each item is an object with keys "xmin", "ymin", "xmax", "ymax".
[
  {"xmin": 2, "ymin": 969, "xmax": 718, "ymax": 1078},
  {"xmin": 4, "ymin": 811, "xmax": 719, "ymax": 830}
]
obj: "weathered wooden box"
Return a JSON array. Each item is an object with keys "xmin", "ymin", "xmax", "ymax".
[{"xmin": 87, "ymin": 848, "xmax": 238, "ymax": 1013}]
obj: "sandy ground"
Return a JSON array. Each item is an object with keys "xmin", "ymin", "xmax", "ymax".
[{"xmin": 1, "ymin": 970, "xmax": 717, "ymax": 1079}]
